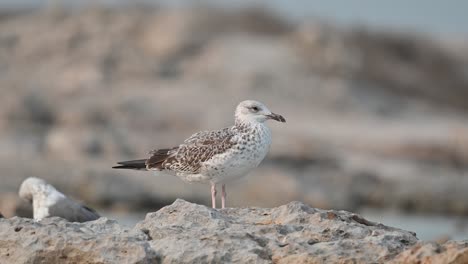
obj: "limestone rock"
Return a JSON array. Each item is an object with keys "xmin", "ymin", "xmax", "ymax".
[
  {"xmin": 136, "ymin": 199, "xmax": 418, "ymax": 263},
  {"xmin": 1, "ymin": 199, "xmax": 467, "ymax": 264},
  {"xmin": 0, "ymin": 217, "xmax": 158, "ymax": 263},
  {"xmin": 392, "ymin": 241, "xmax": 468, "ymax": 264}
]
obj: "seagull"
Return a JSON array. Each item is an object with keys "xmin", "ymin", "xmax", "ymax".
[
  {"xmin": 18, "ymin": 177, "xmax": 100, "ymax": 222},
  {"xmin": 113, "ymin": 100, "xmax": 286, "ymax": 209}
]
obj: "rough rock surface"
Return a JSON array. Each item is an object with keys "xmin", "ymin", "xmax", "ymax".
[
  {"xmin": 137, "ymin": 199, "xmax": 418, "ymax": 263},
  {"xmin": 0, "ymin": 217, "xmax": 158, "ymax": 263},
  {"xmin": 2, "ymin": 199, "xmax": 455, "ymax": 264},
  {"xmin": 392, "ymin": 241, "xmax": 468, "ymax": 264}
]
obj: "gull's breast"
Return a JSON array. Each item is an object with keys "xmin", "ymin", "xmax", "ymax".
[{"xmin": 201, "ymin": 124, "xmax": 272, "ymax": 183}]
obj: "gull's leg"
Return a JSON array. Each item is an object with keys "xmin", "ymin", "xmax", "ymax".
[
  {"xmin": 221, "ymin": 184, "xmax": 226, "ymax": 209},
  {"xmin": 211, "ymin": 182, "xmax": 217, "ymax": 208}
]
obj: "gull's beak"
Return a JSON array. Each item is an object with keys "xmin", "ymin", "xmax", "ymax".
[{"xmin": 266, "ymin": 112, "xmax": 286, "ymax": 123}]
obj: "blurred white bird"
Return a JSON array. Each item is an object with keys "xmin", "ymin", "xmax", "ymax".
[{"xmin": 19, "ymin": 177, "xmax": 100, "ymax": 222}]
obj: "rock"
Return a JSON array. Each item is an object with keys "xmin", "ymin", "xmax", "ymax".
[
  {"xmin": 136, "ymin": 199, "xmax": 418, "ymax": 263},
  {"xmin": 0, "ymin": 217, "xmax": 157, "ymax": 263},
  {"xmin": 5, "ymin": 92, "xmax": 56, "ymax": 128},
  {"xmin": 1, "ymin": 199, "xmax": 466, "ymax": 263},
  {"xmin": 392, "ymin": 241, "xmax": 468, "ymax": 264}
]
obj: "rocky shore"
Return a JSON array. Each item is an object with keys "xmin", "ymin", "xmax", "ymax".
[
  {"xmin": 1, "ymin": 199, "xmax": 466, "ymax": 263},
  {"xmin": 0, "ymin": 6, "xmax": 467, "ymax": 217}
]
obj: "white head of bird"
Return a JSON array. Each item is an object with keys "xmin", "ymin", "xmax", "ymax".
[{"xmin": 234, "ymin": 100, "xmax": 286, "ymax": 124}]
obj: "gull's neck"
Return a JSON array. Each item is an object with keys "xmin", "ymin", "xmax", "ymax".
[
  {"xmin": 32, "ymin": 184, "xmax": 66, "ymax": 220},
  {"xmin": 235, "ymin": 118, "xmax": 263, "ymax": 128},
  {"xmin": 32, "ymin": 184, "xmax": 66, "ymax": 206},
  {"xmin": 234, "ymin": 118, "xmax": 269, "ymax": 135}
]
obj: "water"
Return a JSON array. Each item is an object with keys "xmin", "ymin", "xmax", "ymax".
[
  {"xmin": 361, "ymin": 209, "xmax": 468, "ymax": 241},
  {"xmin": 102, "ymin": 210, "xmax": 147, "ymax": 228}
]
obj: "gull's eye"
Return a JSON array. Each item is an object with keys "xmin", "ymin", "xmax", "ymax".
[{"xmin": 250, "ymin": 106, "xmax": 259, "ymax": 112}]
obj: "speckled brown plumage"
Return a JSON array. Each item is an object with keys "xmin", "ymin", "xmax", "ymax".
[
  {"xmin": 154, "ymin": 128, "xmax": 235, "ymax": 173},
  {"xmin": 113, "ymin": 100, "xmax": 286, "ymax": 208}
]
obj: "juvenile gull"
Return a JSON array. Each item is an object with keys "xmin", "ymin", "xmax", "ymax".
[
  {"xmin": 19, "ymin": 177, "xmax": 100, "ymax": 222},
  {"xmin": 113, "ymin": 100, "xmax": 286, "ymax": 208}
]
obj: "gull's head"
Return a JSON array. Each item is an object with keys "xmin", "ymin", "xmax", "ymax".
[
  {"xmin": 19, "ymin": 177, "xmax": 56, "ymax": 203},
  {"xmin": 235, "ymin": 100, "xmax": 286, "ymax": 124}
]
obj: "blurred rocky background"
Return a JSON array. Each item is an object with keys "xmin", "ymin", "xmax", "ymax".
[{"xmin": 0, "ymin": 0, "xmax": 467, "ymax": 241}]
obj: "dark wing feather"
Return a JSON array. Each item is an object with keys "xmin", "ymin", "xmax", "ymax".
[
  {"xmin": 157, "ymin": 128, "xmax": 236, "ymax": 173},
  {"xmin": 112, "ymin": 159, "xmax": 147, "ymax": 170},
  {"xmin": 145, "ymin": 147, "xmax": 177, "ymax": 170},
  {"xmin": 75, "ymin": 204, "xmax": 101, "ymax": 223},
  {"xmin": 115, "ymin": 127, "xmax": 236, "ymax": 173}
]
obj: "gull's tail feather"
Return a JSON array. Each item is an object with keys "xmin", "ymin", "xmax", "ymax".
[
  {"xmin": 112, "ymin": 159, "xmax": 148, "ymax": 170},
  {"xmin": 146, "ymin": 148, "xmax": 174, "ymax": 170},
  {"xmin": 113, "ymin": 147, "xmax": 177, "ymax": 171}
]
